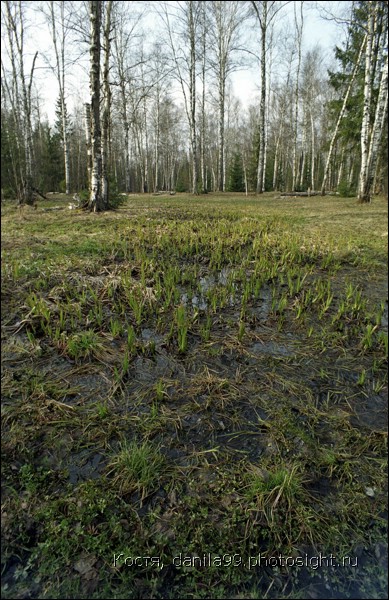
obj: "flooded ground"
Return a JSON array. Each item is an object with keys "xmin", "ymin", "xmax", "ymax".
[{"xmin": 1, "ymin": 194, "xmax": 388, "ymax": 599}]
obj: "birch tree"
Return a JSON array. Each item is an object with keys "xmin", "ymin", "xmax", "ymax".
[
  {"xmin": 101, "ymin": 0, "xmax": 113, "ymax": 208},
  {"xmin": 2, "ymin": 0, "xmax": 38, "ymax": 204},
  {"xmin": 111, "ymin": 5, "xmax": 144, "ymax": 192},
  {"xmin": 291, "ymin": 1, "xmax": 304, "ymax": 191},
  {"xmin": 208, "ymin": 1, "xmax": 244, "ymax": 192},
  {"xmin": 250, "ymin": 1, "xmax": 289, "ymax": 194},
  {"xmin": 160, "ymin": 1, "xmax": 200, "ymax": 194},
  {"xmin": 199, "ymin": 0, "xmax": 207, "ymax": 193},
  {"xmin": 88, "ymin": 0, "xmax": 103, "ymax": 211},
  {"xmin": 84, "ymin": 102, "xmax": 92, "ymax": 187},
  {"xmin": 359, "ymin": 52, "xmax": 388, "ymax": 202},
  {"xmin": 271, "ymin": 42, "xmax": 294, "ymax": 191},
  {"xmin": 324, "ymin": 0, "xmax": 387, "ymax": 200},
  {"xmin": 358, "ymin": 1, "xmax": 388, "ymax": 202},
  {"xmin": 321, "ymin": 35, "xmax": 367, "ymax": 196},
  {"xmin": 358, "ymin": 3, "xmax": 375, "ymax": 202},
  {"xmin": 41, "ymin": 0, "xmax": 71, "ymax": 195},
  {"xmin": 300, "ymin": 47, "xmax": 324, "ymax": 191}
]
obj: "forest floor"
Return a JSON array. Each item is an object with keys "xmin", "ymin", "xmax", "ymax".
[{"xmin": 1, "ymin": 192, "xmax": 388, "ymax": 599}]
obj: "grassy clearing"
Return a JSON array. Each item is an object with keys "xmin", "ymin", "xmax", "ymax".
[{"xmin": 1, "ymin": 192, "xmax": 388, "ymax": 599}]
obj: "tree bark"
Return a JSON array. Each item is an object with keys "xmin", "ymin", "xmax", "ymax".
[
  {"xmin": 358, "ymin": 6, "xmax": 374, "ymax": 202},
  {"xmin": 292, "ymin": 2, "xmax": 303, "ymax": 191},
  {"xmin": 188, "ymin": 1, "xmax": 198, "ymax": 193},
  {"xmin": 256, "ymin": 6, "xmax": 267, "ymax": 194},
  {"xmin": 89, "ymin": 0, "xmax": 103, "ymax": 211},
  {"xmin": 200, "ymin": 1, "xmax": 207, "ymax": 193},
  {"xmin": 360, "ymin": 54, "xmax": 388, "ymax": 202},
  {"xmin": 102, "ymin": 0, "xmax": 113, "ymax": 209},
  {"xmin": 218, "ymin": 70, "xmax": 225, "ymax": 192},
  {"xmin": 84, "ymin": 103, "xmax": 92, "ymax": 188},
  {"xmin": 310, "ymin": 112, "xmax": 315, "ymax": 190}
]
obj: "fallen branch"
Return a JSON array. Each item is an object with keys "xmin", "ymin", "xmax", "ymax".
[{"xmin": 280, "ymin": 191, "xmax": 321, "ymax": 197}]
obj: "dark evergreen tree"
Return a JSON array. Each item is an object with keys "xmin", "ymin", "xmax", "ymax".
[
  {"xmin": 54, "ymin": 96, "xmax": 72, "ymax": 142},
  {"xmin": 227, "ymin": 152, "xmax": 245, "ymax": 192},
  {"xmin": 1, "ymin": 109, "xmax": 22, "ymax": 198},
  {"xmin": 34, "ymin": 123, "xmax": 64, "ymax": 193},
  {"xmin": 175, "ymin": 159, "xmax": 191, "ymax": 192}
]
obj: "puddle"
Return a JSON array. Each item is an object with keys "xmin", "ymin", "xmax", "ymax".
[
  {"xmin": 198, "ymin": 267, "xmax": 231, "ymax": 292},
  {"xmin": 179, "ymin": 270, "xmax": 274, "ymax": 317},
  {"xmin": 249, "ymin": 286, "xmax": 272, "ymax": 322},
  {"xmin": 251, "ymin": 340, "xmax": 294, "ymax": 357},
  {"xmin": 349, "ymin": 392, "xmax": 387, "ymax": 430},
  {"xmin": 180, "ymin": 268, "xmax": 234, "ymax": 311},
  {"xmin": 67, "ymin": 451, "xmax": 106, "ymax": 485},
  {"xmin": 141, "ymin": 328, "xmax": 166, "ymax": 348},
  {"xmin": 181, "ymin": 292, "xmax": 208, "ymax": 311},
  {"xmin": 133, "ymin": 353, "xmax": 184, "ymax": 383}
]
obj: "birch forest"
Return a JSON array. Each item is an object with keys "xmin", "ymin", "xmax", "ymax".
[{"xmin": 1, "ymin": 0, "xmax": 388, "ymax": 208}]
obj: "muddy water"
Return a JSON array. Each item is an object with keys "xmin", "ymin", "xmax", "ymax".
[
  {"xmin": 179, "ymin": 268, "xmax": 273, "ymax": 321},
  {"xmin": 67, "ymin": 451, "xmax": 106, "ymax": 485},
  {"xmin": 251, "ymin": 340, "xmax": 294, "ymax": 357}
]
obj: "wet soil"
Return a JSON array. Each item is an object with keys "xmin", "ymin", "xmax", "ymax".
[{"xmin": 1, "ymin": 199, "xmax": 387, "ymax": 599}]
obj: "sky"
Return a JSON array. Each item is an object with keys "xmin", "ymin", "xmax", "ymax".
[
  {"xmin": 230, "ymin": 1, "xmax": 350, "ymax": 107},
  {"xmin": 1, "ymin": 1, "xmax": 351, "ymax": 124}
]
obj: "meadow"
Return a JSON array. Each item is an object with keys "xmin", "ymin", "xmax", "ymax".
[{"xmin": 1, "ymin": 192, "xmax": 388, "ymax": 599}]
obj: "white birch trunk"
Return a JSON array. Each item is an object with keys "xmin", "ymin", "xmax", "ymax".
[
  {"xmin": 321, "ymin": 34, "xmax": 367, "ymax": 196},
  {"xmin": 84, "ymin": 102, "xmax": 92, "ymax": 187},
  {"xmin": 143, "ymin": 97, "xmax": 150, "ymax": 192},
  {"xmin": 89, "ymin": 0, "xmax": 103, "ymax": 211},
  {"xmin": 348, "ymin": 162, "xmax": 354, "ymax": 188},
  {"xmin": 218, "ymin": 76, "xmax": 225, "ymax": 191},
  {"xmin": 102, "ymin": 0, "xmax": 113, "ymax": 208},
  {"xmin": 336, "ymin": 148, "xmax": 345, "ymax": 188},
  {"xmin": 189, "ymin": 1, "xmax": 198, "ymax": 194},
  {"xmin": 310, "ymin": 112, "xmax": 315, "ymax": 190},
  {"xmin": 273, "ymin": 135, "xmax": 280, "ymax": 191},
  {"xmin": 201, "ymin": 1, "xmax": 207, "ymax": 193},
  {"xmin": 154, "ymin": 88, "xmax": 160, "ymax": 192},
  {"xmin": 363, "ymin": 54, "xmax": 388, "ymax": 201},
  {"xmin": 358, "ymin": 8, "xmax": 374, "ymax": 202},
  {"xmin": 292, "ymin": 2, "xmax": 303, "ymax": 191},
  {"xmin": 257, "ymin": 11, "xmax": 267, "ymax": 194}
]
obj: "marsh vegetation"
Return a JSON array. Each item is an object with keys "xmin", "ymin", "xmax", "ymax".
[{"xmin": 1, "ymin": 192, "xmax": 388, "ymax": 598}]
